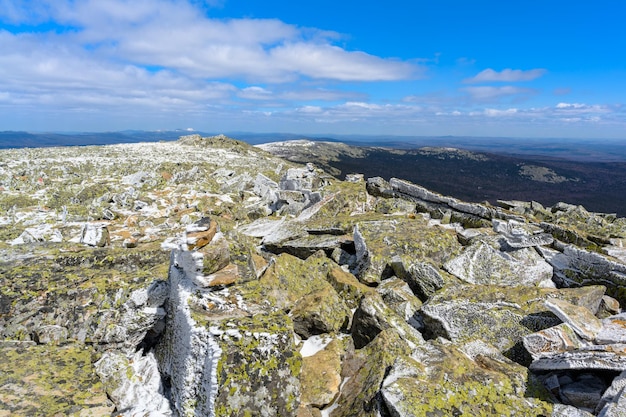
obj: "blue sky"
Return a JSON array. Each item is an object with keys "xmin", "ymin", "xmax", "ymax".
[{"xmin": 1, "ymin": 0, "xmax": 625, "ymax": 138}]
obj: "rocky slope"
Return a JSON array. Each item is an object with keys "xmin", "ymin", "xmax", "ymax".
[{"xmin": 1, "ymin": 135, "xmax": 626, "ymax": 416}]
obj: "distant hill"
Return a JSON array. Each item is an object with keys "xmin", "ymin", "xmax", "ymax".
[{"xmin": 259, "ymin": 140, "xmax": 626, "ymax": 217}]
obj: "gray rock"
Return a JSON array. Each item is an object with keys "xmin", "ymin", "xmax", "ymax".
[
  {"xmin": 552, "ymin": 404, "xmax": 596, "ymax": 417},
  {"xmin": 597, "ymin": 371, "xmax": 626, "ymax": 413},
  {"xmin": 253, "ymin": 173, "xmax": 279, "ymax": 202},
  {"xmin": 264, "ymin": 233, "xmax": 352, "ymax": 260},
  {"xmin": 443, "ymin": 239, "xmax": 553, "ymax": 286},
  {"xmin": 538, "ymin": 244, "xmax": 626, "ymax": 305},
  {"xmin": 421, "ymin": 284, "xmax": 605, "ymax": 363},
  {"xmin": 365, "ymin": 176, "xmax": 394, "ymax": 197},
  {"xmin": 545, "ymin": 298, "xmax": 603, "ymax": 341},
  {"xmin": 529, "ymin": 345, "xmax": 626, "ymax": 371},
  {"xmin": 351, "ymin": 292, "xmax": 424, "ymax": 349},
  {"xmin": 389, "ymin": 257, "xmax": 444, "ymax": 301},
  {"xmin": 560, "ymin": 373, "xmax": 607, "ymax": 411},
  {"xmin": 493, "ymin": 219, "xmax": 554, "ymax": 248},
  {"xmin": 33, "ymin": 325, "xmax": 69, "ymax": 345},
  {"xmin": 279, "ymin": 166, "xmax": 320, "ymax": 191},
  {"xmin": 80, "ymin": 222, "xmax": 110, "ymax": 247},
  {"xmin": 95, "ymin": 350, "xmax": 172, "ymax": 416},
  {"xmin": 597, "ymin": 313, "xmax": 626, "ymax": 344},
  {"xmin": 376, "ymin": 277, "xmax": 423, "ymax": 329},
  {"xmin": 597, "ymin": 387, "xmax": 626, "ymax": 417},
  {"xmin": 523, "ymin": 323, "xmax": 589, "ymax": 360}
]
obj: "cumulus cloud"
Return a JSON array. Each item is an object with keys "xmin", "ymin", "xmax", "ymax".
[
  {"xmin": 0, "ymin": 0, "xmax": 418, "ymax": 83},
  {"xmin": 464, "ymin": 68, "xmax": 546, "ymax": 83}
]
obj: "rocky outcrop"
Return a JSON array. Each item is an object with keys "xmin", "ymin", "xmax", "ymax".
[{"xmin": 2, "ymin": 135, "xmax": 626, "ymax": 416}]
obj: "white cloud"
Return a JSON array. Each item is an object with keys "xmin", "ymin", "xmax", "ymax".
[
  {"xmin": 238, "ymin": 87, "xmax": 273, "ymax": 100},
  {"xmin": 464, "ymin": 68, "xmax": 546, "ymax": 83},
  {"xmin": 462, "ymin": 86, "xmax": 534, "ymax": 101},
  {"xmin": 0, "ymin": 0, "xmax": 422, "ymax": 128},
  {"xmin": 0, "ymin": 0, "xmax": 418, "ymax": 83},
  {"xmin": 297, "ymin": 106, "xmax": 323, "ymax": 113},
  {"xmin": 482, "ymin": 108, "xmax": 519, "ymax": 117}
]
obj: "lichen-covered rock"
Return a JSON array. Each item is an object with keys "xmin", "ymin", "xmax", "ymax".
[
  {"xmin": 523, "ymin": 323, "xmax": 589, "ymax": 360},
  {"xmin": 0, "ymin": 344, "xmax": 113, "ymax": 416},
  {"xmin": 376, "ymin": 277, "xmax": 422, "ymax": 328},
  {"xmin": 326, "ymin": 266, "xmax": 373, "ymax": 310},
  {"xmin": 538, "ymin": 244, "xmax": 626, "ymax": 305},
  {"xmin": 545, "ymin": 298, "xmax": 603, "ymax": 341},
  {"xmin": 300, "ymin": 339, "xmax": 344, "ymax": 408},
  {"xmin": 380, "ymin": 339, "xmax": 554, "ymax": 416},
  {"xmin": 421, "ymin": 284, "xmax": 606, "ymax": 363},
  {"xmin": 291, "ymin": 285, "xmax": 351, "ymax": 339},
  {"xmin": 329, "ymin": 328, "xmax": 412, "ymax": 417},
  {"xmin": 156, "ymin": 247, "xmax": 302, "ymax": 417},
  {"xmin": 443, "ymin": 238, "xmax": 554, "ymax": 286},
  {"xmin": 212, "ymin": 313, "xmax": 302, "ymax": 417},
  {"xmin": 255, "ymin": 252, "xmax": 332, "ymax": 310},
  {"xmin": 351, "ymin": 292, "xmax": 424, "ymax": 349},
  {"xmin": 391, "ymin": 259, "xmax": 445, "ymax": 301},
  {"xmin": 0, "ymin": 244, "xmax": 170, "ymax": 345},
  {"xmin": 352, "ymin": 216, "xmax": 462, "ymax": 285}
]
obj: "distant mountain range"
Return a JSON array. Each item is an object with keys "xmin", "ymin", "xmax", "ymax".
[{"xmin": 3, "ymin": 130, "xmax": 626, "ymax": 162}]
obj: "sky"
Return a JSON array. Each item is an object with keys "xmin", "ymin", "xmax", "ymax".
[{"xmin": 1, "ymin": 0, "xmax": 625, "ymax": 139}]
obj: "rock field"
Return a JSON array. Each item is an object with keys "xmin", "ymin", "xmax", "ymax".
[{"xmin": 1, "ymin": 135, "xmax": 626, "ymax": 416}]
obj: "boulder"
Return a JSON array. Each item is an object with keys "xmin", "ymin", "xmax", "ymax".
[
  {"xmin": 326, "ymin": 266, "xmax": 373, "ymax": 310},
  {"xmin": 264, "ymin": 233, "xmax": 353, "ymax": 260},
  {"xmin": 95, "ymin": 350, "xmax": 172, "ymax": 416},
  {"xmin": 352, "ymin": 217, "xmax": 462, "ymax": 285},
  {"xmin": 538, "ymin": 244, "xmax": 626, "ymax": 305},
  {"xmin": 0, "ymin": 344, "xmax": 113, "ymax": 416},
  {"xmin": 545, "ymin": 298, "xmax": 603, "ymax": 341},
  {"xmin": 523, "ymin": 323, "xmax": 589, "ymax": 360},
  {"xmin": 443, "ymin": 238, "xmax": 554, "ymax": 287},
  {"xmin": 493, "ymin": 218, "xmax": 554, "ymax": 248},
  {"xmin": 255, "ymin": 252, "xmax": 332, "ymax": 310},
  {"xmin": 596, "ymin": 371, "xmax": 626, "ymax": 414},
  {"xmin": 329, "ymin": 328, "xmax": 412, "ymax": 417},
  {"xmin": 350, "ymin": 292, "xmax": 424, "ymax": 349},
  {"xmin": 597, "ymin": 313, "xmax": 626, "ymax": 344},
  {"xmin": 391, "ymin": 258, "xmax": 445, "ymax": 301},
  {"xmin": 559, "ymin": 373, "xmax": 608, "ymax": 412},
  {"xmin": 421, "ymin": 284, "xmax": 606, "ymax": 363},
  {"xmin": 300, "ymin": 339, "xmax": 344, "ymax": 408},
  {"xmin": 156, "ymin": 257, "xmax": 302, "ymax": 417},
  {"xmin": 380, "ymin": 339, "xmax": 554, "ymax": 416},
  {"xmin": 80, "ymin": 222, "xmax": 110, "ymax": 247},
  {"xmin": 376, "ymin": 277, "xmax": 422, "ymax": 328},
  {"xmin": 291, "ymin": 285, "xmax": 351, "ymax": 339}
]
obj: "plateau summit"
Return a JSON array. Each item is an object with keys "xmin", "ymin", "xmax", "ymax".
[{"xmin": 1, "ymin": 135, "xmax": 626, "ymax": 416}]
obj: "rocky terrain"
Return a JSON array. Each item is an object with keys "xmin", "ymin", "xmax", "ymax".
[{"xmin": 1, "ymin": 135, "xmax": 626, "ymax": 416}]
